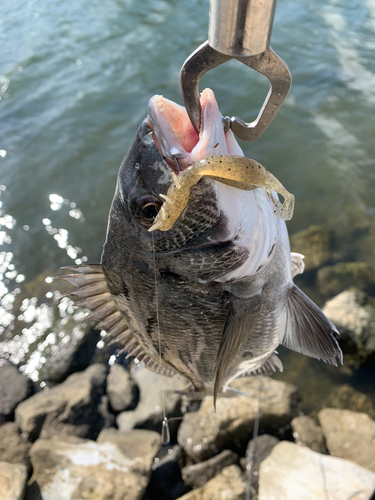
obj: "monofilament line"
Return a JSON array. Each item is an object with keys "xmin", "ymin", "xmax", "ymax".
[
  {"xmin": 246, "ymin": 376, "xmax": 262, "ymax": 500},
  {"xmin": 151, "ymin": 227, "xmax": 170, "ymax": 444}
]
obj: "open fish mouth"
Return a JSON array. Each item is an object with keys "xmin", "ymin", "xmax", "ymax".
[{"xmin": 147, "ymin": 88, "xmax": 244, "ymax": 173}]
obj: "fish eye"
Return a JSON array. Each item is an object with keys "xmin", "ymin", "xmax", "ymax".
[{"xmin": 135, "ymin": 195, "xmax": 162, "ymax": 220}]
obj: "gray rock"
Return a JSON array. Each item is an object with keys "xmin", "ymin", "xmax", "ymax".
[
  {"xmin": 0, "ymin": 360, "xmax": 32, "ymax": 423},
  {"xmin": 323, "ymin": 288, "xmax": 375, "ymax": 355},
  {"xmin": 178, "ymin": 377, "xmax": 300, "ymax": 462},
  {"xmin": 106, "ymin": 364, "xmax": 138, "ymax": 412},
  {"xmin": 117, "ymin": 366, "xmax": 188, "ymax": 439},
  {"xmin": 290, "ymin": 416, "xmax": 327, "ymax": 453},
  {"xmin": 240, "ymin": 434, "xmax": 279, "ymax": 493},
  {"xmin": 289, "ymin": 225, "xmax": 331, "ymax": 271},
  {"xmin": 182, "ymin": 450, "xmax": 238, "ymax": 489},
  {"xmin": 96, "ymin": 428, "xmax": 160, "ymax": 474},
  {"xmin": 15, "ymin": 364, "xmax": 113, "ymax": 441},
  {"xmin": 0, "ymin": 422, "xmax": 31, "ymax": 469},
  {"xmin": 28, "ymin": 435, "xmax": 153, "ymax": 500},
  {"xmin": 258, "ymin": 441, "xmax": 375, "ymax": 500},
  {"xmin": 323, "ymin": 384, "xmax": 375, "ymax": 418},
  {"xmin": 177, "ymin": 465, "xmax": 246, "ymax": 500},
  {"xmin": 145, "ymin": 445, "xmax": 185, "ymax": 500},
  {"xmin": 0, "ymin": 461, "xmax": 28, "ymax": 500},
  {"xmin": 318, "ymin": 408, "xmax": 375, "ymax": 472},
  {"xmin": 318, "ymin": 263, "xmax": 375, "ymax": 298}
]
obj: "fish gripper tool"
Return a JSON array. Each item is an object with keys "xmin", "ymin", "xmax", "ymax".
[{"xmin": 180, "ymin": 0, "xmax": 292, "ymax": 142}]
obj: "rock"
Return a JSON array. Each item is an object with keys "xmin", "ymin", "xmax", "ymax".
[
  {"xmin": 117, "ymin": 366, "xmax": 188, "ymax": 439},
  {"xmin": 258, "ymin": 441, "xmax": 375, "ymax": 500},
  {"xmin": 178, "ymin": 377, "xmax": 300, "ymax": 462},
  {"xmin": 16, "ymin": 364, "xmax": 113, "ymax": 441},
  {"xmin": 318, "ymin": 408, "xmax": 375, "ymax": 472},
  {"xmin": 96, "ymin": 428, "xmax": 161, "ymax": 474},
  {"xmin": 323, "ymin": 384, "xmax": 375, "ymax": 418},
  {"xmin": 106, "ymin": 364, "xmax": 138, "ymax": 412},
  {"xmin": 28, "ymin": 434, "xmax": 154, "ymax": 500},
  {"xmin": 318, "ymin": 262, "xmax": 375, "ymax": 297},
  {"xmin": 323, "ymin": 288, "xmax": 375, "ymax": 356},
  {"xmin": 289, "ymin": 225, "xmax": 331, "ymax": 271},
  {"xmin": 0, "ymin": 461, "xmax": 28, "ymax": 500},
  {"xmin": 177, "ymin": 465, "xmax": 246, "ymax": 500},
  {"xmin": 240, "ymin": 434, "xmax": 279, "ymax": 493},
  {"xmin": 290, "ymin": 416, "xmax": 327, "ymax": 453},
  {"xmin": 145, "ymin": 445, "xmax": 186, "ymax": 500},
  {"xmin": 0, "ymin": 360, "xmax": 32, "ymax": 423},
  {"xmin": 182, "ymin": 449, "xmax": 239, "ymax": 489},
  {"xmin": 0, "ymin": 422, "xmax": 31, "ymax": 468}
]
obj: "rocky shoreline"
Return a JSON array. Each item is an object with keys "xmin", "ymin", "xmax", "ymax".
[
  {"xmin": 1, "ymin": 359, "xmax": 375, "ymax": 500},
  {"xmin": 1, "ymin": 223, "xmax": 375, "ymax": 499}
]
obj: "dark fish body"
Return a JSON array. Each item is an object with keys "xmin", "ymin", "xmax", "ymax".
[{"xmin": 62, "ymin": 89, "xmax": 342, "ymax": 399}]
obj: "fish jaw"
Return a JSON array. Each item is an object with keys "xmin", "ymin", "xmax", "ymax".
[{"xmin": 147, "ymin": 88, "xmax": 243, "ymax": 173}]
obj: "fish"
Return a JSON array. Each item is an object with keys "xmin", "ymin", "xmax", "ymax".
[{"xmin": 59, "ymin": 88, "xmax": 342, "ymax": 405}]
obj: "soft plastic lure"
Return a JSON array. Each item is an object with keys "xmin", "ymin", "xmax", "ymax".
[{"xmin": 149, "ymin": 155, "xmax": 295, "ymax": 232}]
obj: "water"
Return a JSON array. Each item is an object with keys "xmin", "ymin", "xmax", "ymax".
[{"xmin": 1, "ymin": 0, "xmax": 375, "ymax": 405}]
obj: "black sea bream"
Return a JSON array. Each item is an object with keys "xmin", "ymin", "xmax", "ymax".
[{"xmin": 62, "ymin": 88, "xmax": 342, "ymax": 402}]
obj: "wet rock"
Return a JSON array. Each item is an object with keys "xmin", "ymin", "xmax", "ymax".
[
  {"xmin": 258, "ymin": 441, "xmax": 375, "ymax": 500},
  {"xmin": 289, "ymin": 225, "xmax": 331, "ymax": 271},
  {"xmin": 318, "ymin": 408, "xmax": 375, "ymax": 472},
  {"xmin": 106, "ymin": 363, "xmax": 138, "ymax": 412},
  {"xmin": 182, "ymin": 449, "xmax": 238, "ymax": 489},
  {"xmin": 240, "ymin": 434, "xmax": 279, "ymax": 493},
  {"xmin": 0, "ymin": 461, "xmax": 28, "ymax": 500},
  {"xmin": 177, "ymin": 465, "xmax": 246, "ymax": 500},
  {"xmin": 323, "ymin": 288, "xmax": 375, "ymax": 356},
  {"xmin": 178, "ymin": 377, "xmax": 300, "ymax": 462},
  {"xmin": 318, "ymin": 262, "xmax": 375, "ymax": 297},
  {"xmin": 0, "ymin": 422, "xmax": 31, "ymax": 469},
  {"xmin": 96, "ymin": 428, "xmax": 161, "ymax": 474},
  {"xmin": 0, "ymin": 360, "xmax": 32, "ymax": 423},
  {"xmin": 16, "ymin": 364, "xmax": 113, "ymax": 441},
  {"xmin": 145, "ymin": 445, "xmax": 185, "ymax": 500},
  {"xmin": 28, "ymin": 434, "xmax": 153, "ymax": 500},
  {"xmin": 323, "ymin": 384, "xmax": 375, "ymax": 418},
  {"xmin": 290, "ymin": 416, "xmax": 327, "ymax": 453},
  {"xmin": 117, "ymin": 366, "xmax": 188, "ymax": 439}
]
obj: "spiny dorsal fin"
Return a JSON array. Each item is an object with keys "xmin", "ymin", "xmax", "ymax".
[
  {"xmin": 291, "ymin": 252, "xmax": 305, "ymax": 278},
  {"xmin": 280, "ymin": 285, "xmax": 342, "ymax": 365},
  {"xmin": 56, "ymin": 264, "xmax": 174, "ymax": 377},
  {"xmin": 213, "ymin": 292, "xmax": 262, "ymax": 408}
]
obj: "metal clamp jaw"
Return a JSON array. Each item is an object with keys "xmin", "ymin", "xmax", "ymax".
[{"xmin": 180, "ymin": 0, "xmax": 292, "ymax": 141}]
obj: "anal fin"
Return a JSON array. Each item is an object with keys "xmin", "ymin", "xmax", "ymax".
[{"xmin": 280, "ymin": 285, "xmax": 343, "ymax": 365}]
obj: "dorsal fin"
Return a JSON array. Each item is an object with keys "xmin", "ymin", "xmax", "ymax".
[
  {"xmin": 280, "ymin": 284, "xmax": 342, "ymax": 365},
  {"xmin": 55, "ymin": 265, "xmax": 174, "ymax": 377}
]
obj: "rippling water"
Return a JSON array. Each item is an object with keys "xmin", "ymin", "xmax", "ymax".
[{"xmin": 1, "ymin": 0, "xmax": 375, "ymax": 404}]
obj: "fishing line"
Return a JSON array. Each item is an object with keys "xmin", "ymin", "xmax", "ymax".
[
  {"xmin": 245, "ymin": 376, "xmax": 263, "ymax": 500},
  {"xmin": 151, "ymin": 218, "xmax": 170, "ymax": 444}
]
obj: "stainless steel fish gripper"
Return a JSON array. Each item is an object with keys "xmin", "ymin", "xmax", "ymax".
[{"xmin": 180, "ymin": 0, "xmax": 292, "ymax": 141}]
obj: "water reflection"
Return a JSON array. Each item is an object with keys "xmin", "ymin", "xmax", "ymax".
[{"xmin": 0, "ymin": 185, "xmax": 99, "ymax": 384}]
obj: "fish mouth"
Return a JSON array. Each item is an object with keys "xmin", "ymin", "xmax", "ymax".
[{"xmin": 147, "ymin": 88, "xmax": 243, "ymax": 174}]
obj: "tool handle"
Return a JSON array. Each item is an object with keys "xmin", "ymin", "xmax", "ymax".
[{"xmin": 209, "ymin": 0, "xmax": 276, "ymax": 57}]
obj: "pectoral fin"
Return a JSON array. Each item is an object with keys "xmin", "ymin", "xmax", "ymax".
[
  {"xmin": 291, "ymin": 252, "xmax": 305, "ymax": 278},
  {"xmin": 280, "ymin": 285, "xmax": 342, "ymax": 365},
  {"xmin": 213, "ymin": 292, "xmax": 262, "ymax": 408}
]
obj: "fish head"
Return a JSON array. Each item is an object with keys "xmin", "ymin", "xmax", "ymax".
[{"xmin": 104, "ymin": 89, "xmax": 245, "ymax": 261}]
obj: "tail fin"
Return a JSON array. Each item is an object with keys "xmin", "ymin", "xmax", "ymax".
[{"xmin": 280, "ymin": 285, "xmax": 342, "ymax": 365}]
